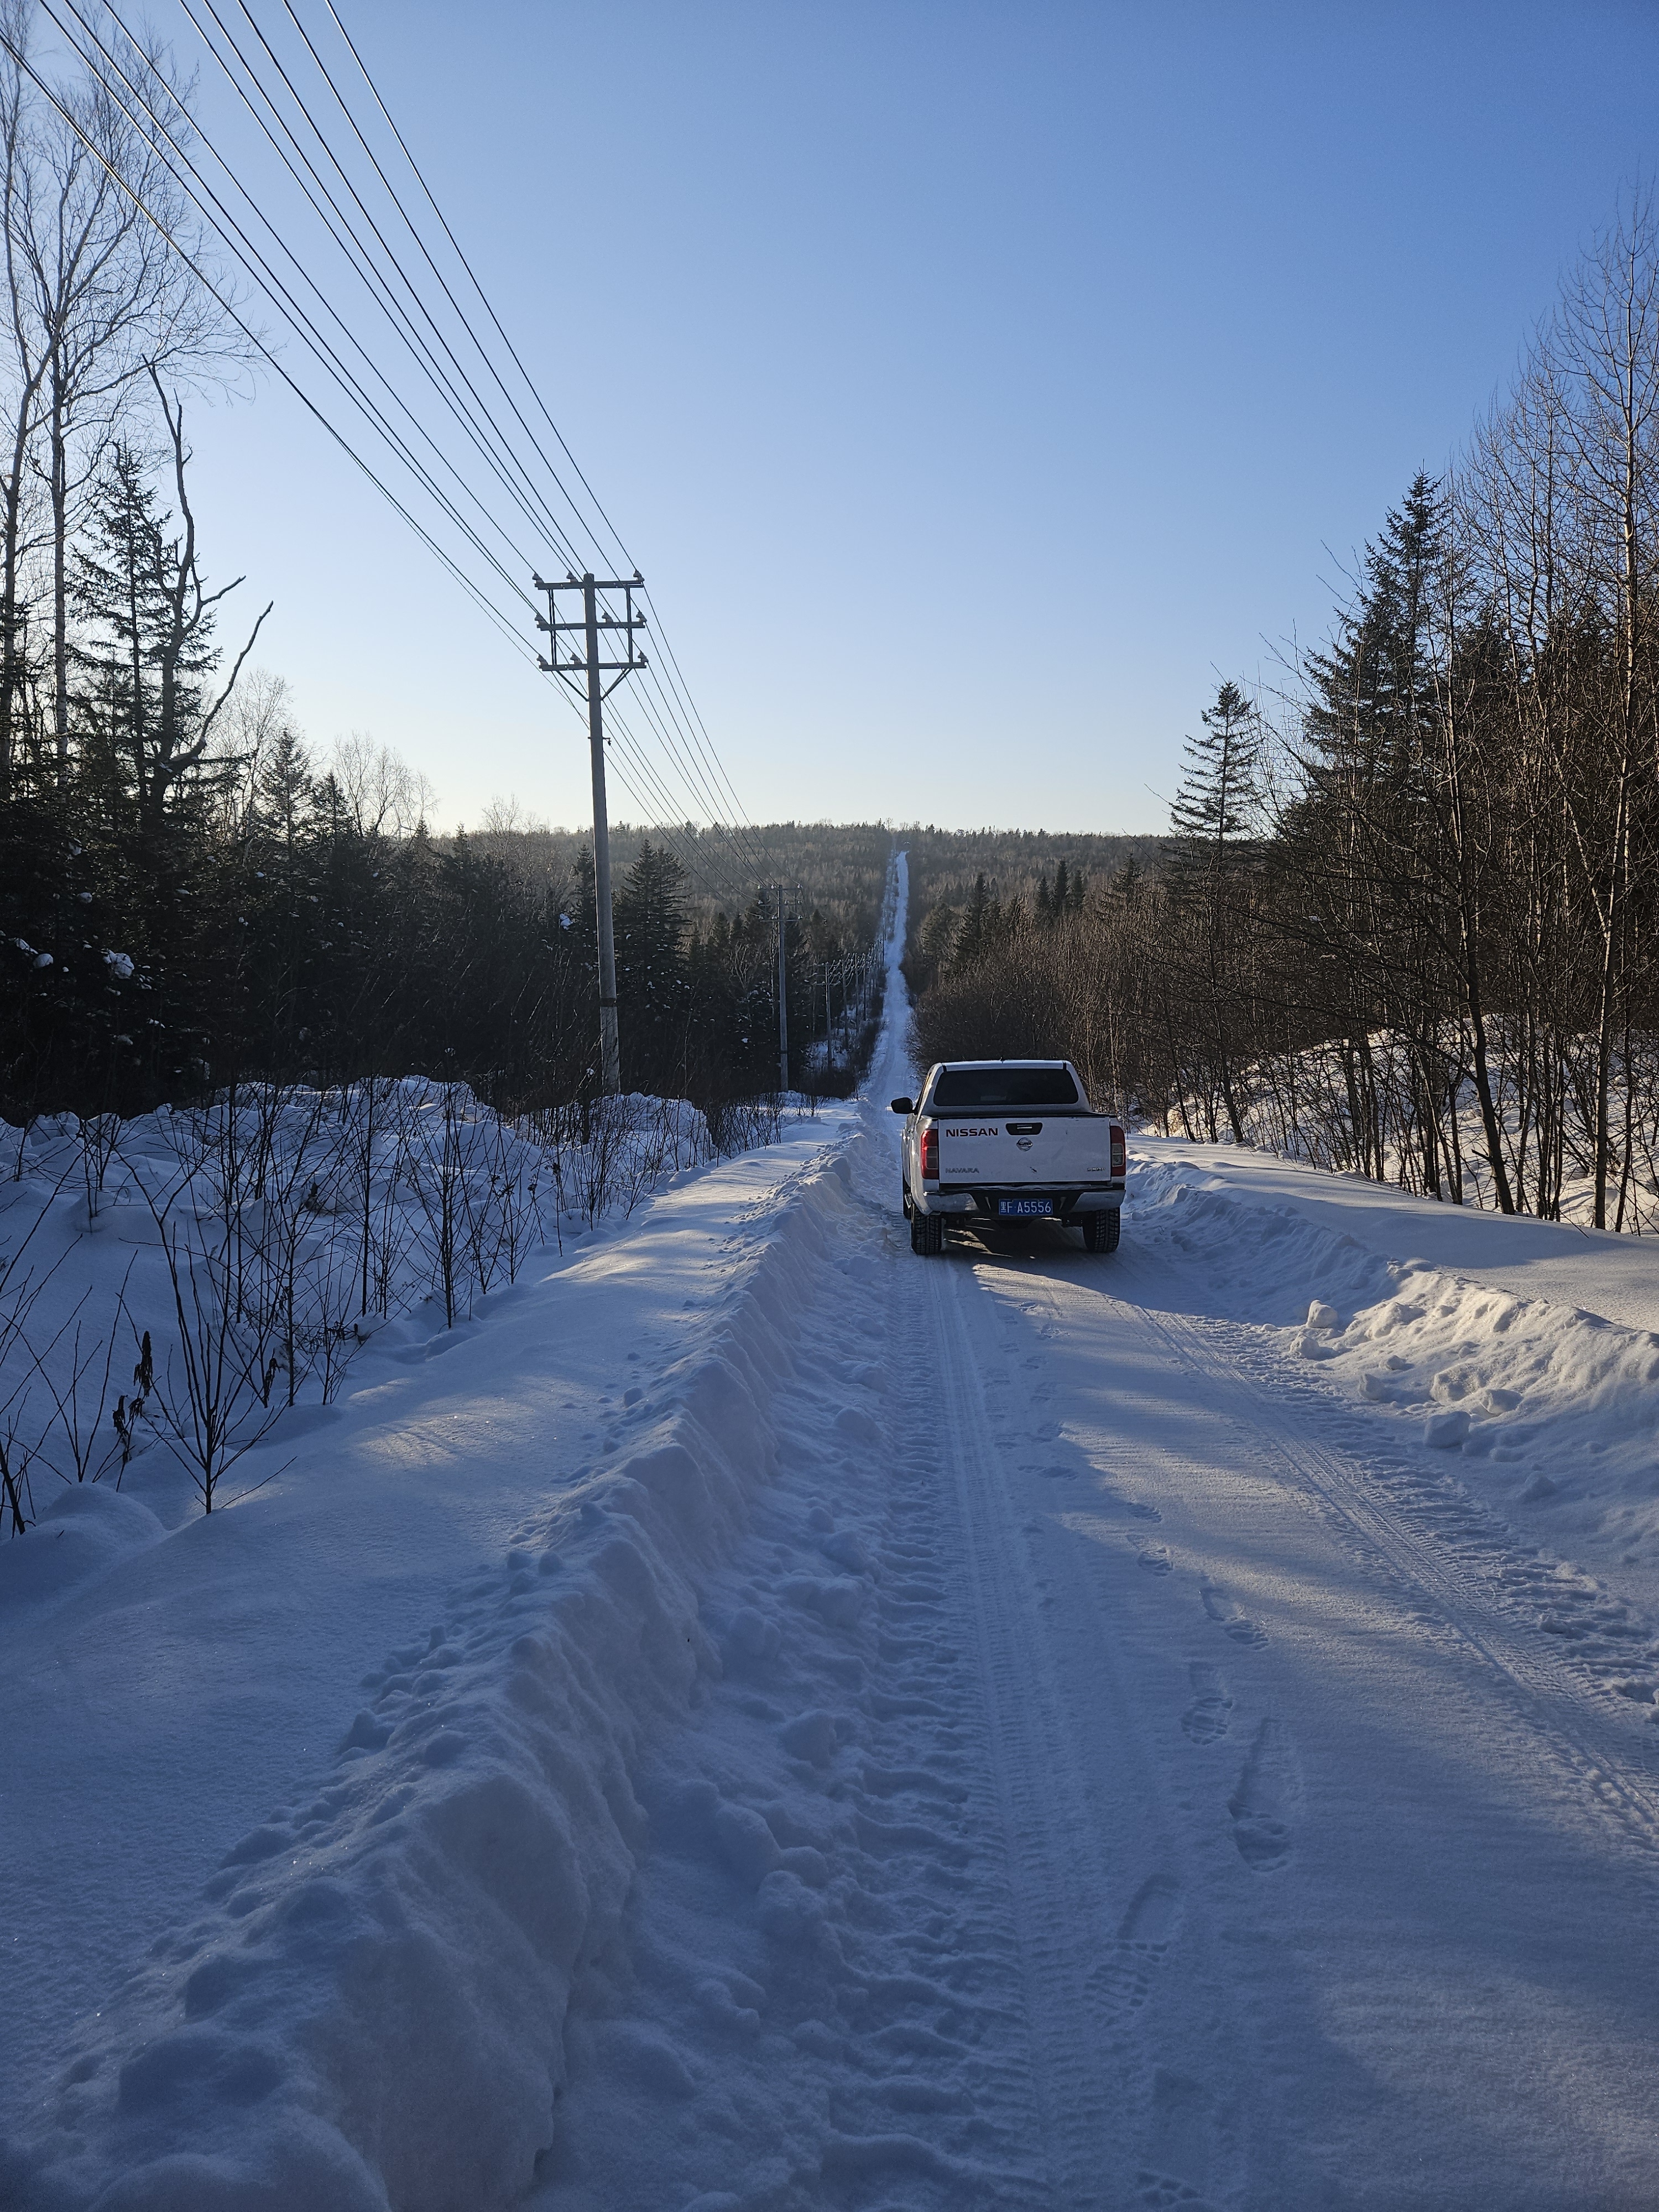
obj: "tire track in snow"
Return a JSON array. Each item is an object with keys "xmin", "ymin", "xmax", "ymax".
[
  {"xmin": 1100, "ymin": 1250, "xmax": 1659, "ymax": 1859},
  {"xmin": 917, "ymin": 1250, "xmax": 1195, "ymax": 2204}
]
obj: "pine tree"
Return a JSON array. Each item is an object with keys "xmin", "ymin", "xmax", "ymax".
[
  {"xmin": 1290, "ymin": 475, "xmax": 1467, "ymax": 1195},
  {"xmin": 614, "ymin": 841, "xmax": 689, "ymax": 1087},
  {"xmin": 253, "ymin": 726, "xmax": 315, "ymax": 853},
  {"xmin": 238, "ymin": 726, "xmax": 322, "ymax": 1063},
  {"xmin": 1167, "ymin": 680, "xmax": 1265, "ymax": 879},
  {"xmin": 955, "ymin": 873, "xmax": 989, "ymax": 966},
  {"xmin": 919, "ymin": 899, "xmax": 959, "ymax": 970},
  {"xmin": 1301, "ymin": 472, "xmax": 1442, "ymax": 800},
  {"xmin": 68, "ymin": 442, "xmax": 165, "ymax": 823},
  {"xmin": 1165, "ymin": 680, "xmax": 1265, "ymax": 1144},
  {"xmin": 568, "ymin": 844, "xmax": 598, "ymax": 977},
  {"xmin": 70, "ymin": 428, "xmax": 246, "ymax": 838}
]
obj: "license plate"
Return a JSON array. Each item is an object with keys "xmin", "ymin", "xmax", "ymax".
[{"xmin": 998, "ymin": 1197, "xmax": 1052, "ymax": 1218}]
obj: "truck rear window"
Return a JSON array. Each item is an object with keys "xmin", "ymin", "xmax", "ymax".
[{"xmin": 930, "ymin": 1067, "xmax": 1081, "ymax": 1109}]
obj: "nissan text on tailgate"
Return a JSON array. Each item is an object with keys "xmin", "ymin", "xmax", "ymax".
[{"xmin": 889, "ymin": 1060, "xmax": 1126, "ymax": 1255}]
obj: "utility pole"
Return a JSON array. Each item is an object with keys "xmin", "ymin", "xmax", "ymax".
[
  {"xmin": 774, "ymin": 885, "xmax": 789, "ymax": 1095},
  {"xmin": 534, "ymin": 568, "xmax": 648, "ymax": 1093}
]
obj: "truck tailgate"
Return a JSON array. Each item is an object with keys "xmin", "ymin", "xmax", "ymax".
[{"xmin": 935, "ymin": 1118, "xmax": 1114, "ymax": 1183}]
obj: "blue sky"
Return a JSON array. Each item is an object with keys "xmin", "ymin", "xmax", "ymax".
[{"xmin": 175, "ymin": 0, "xmax": 1659, "ymax": 839}]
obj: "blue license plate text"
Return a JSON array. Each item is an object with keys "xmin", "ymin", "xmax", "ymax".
[{"xmin": 998, "ymin": 1198, "xmax": 1052, "ymax": 1217}]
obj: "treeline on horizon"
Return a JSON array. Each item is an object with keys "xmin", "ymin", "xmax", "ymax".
[
  {"xmin": 911, "ymin": 199, "xmax": 1659, "ymax": 1234},
  {"xmin": 3, "ymin": 685, "xmax": 893, "ymax": 1115}
]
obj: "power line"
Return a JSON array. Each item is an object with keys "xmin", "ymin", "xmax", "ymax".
[
  {"xmin": 244, "ymin": 2, "xmax": 780, "ymax": 878},
  {"xmin": 27, "ymin": 0, "xmax": 779, "ymax": 896},
  {"xmin": 9, "ymin": 11, "xmax": 542, "ymax": 669},
  {"xmin": 14, "ymin": 16, "xmax": 745, "ymax": 909},
  {"xmin": 45, "ymin": 0, "xmax": 547, "ymax": 613},
  {"xmin": 189, "ymin": 0, "xmax": 588, "ymax": 571},
  {"xmin": 316, "ymin": 0, "xmax": 639, "ymax": 572},
  {"xmin": 284, "ymin": 0, "xmax": 784, "ymax": 875}
]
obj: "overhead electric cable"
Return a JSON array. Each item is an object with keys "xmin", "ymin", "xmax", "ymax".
[
  {"xmin": 192, "ymin": 5, "xmax": 767, "ymax": 876},
  {"xmin": 12, "ymin": 13, "xmax": 743, "ymax": 895},
  {"xmin": 244, "ymin": 1, "xmax": 770, "ymax": 865},
  {"xmin": 44, "ymin": 0, "xmax": 553, "ymax": 617},
  {"xmin": 6, "ymin": 12, "xmax": 554, "ymax": 681},
  {"xmin": 298, "ymin": 0, "xmax": 785, "ymax": 874},
  {"xmin": 316, "ymin": 0, "xmax": 634, "ymax": 567},
  {"xmin": 190, "ymin": 0, "xmax": 588, "ymax": 568},
  {"xmin": 30, "ymin": 0, "xmax": 780, "ymax": 890}
]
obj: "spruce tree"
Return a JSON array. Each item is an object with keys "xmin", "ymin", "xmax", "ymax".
[
  {"xmin": 1167, "ymin": 680, "xmax": 1264, "ymax": 879},
  {"xmin": 955, "ymin": 873, "xmax": 989, "ymax": 966},
  {"xmin": 614, "ymin": 841, "xmax": 690, "ymax": 1088},
  {"xmin": 1165, "ymin": 679, "xmax": 1265, "ymax": 1143},
  {"xmin": 69, "ymin": 437, "xmax": 233, "ymax": 837}
]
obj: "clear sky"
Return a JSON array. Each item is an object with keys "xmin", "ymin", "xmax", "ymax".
[{"xmin": 171, "ymin": 0, "xmax": 1659, "ymax": 840}]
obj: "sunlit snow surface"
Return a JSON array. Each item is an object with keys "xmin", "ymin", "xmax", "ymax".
[{"xmin": 8, "ymin": 854, "xmax": 1659, "ymax": 2209}]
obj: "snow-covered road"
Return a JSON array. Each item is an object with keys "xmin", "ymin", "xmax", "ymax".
[
  {"xmin": 11, "ymin": 853, "xmax": 1659, "ymax": 2209},
  {"xmin": 535, "ymin": 881, "xmax": 1659, "ymax": 2211}
]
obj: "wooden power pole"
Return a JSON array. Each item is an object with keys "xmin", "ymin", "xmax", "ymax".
[
  {"xmin": 774, "ymin": 884, "xmax": 789, "ymax": 1094},
  {"xmin": 534, "ymin": 569, "xmax": 648, "ymax": 1093}
]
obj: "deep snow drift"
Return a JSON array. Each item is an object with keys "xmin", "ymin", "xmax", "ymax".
[
  {"xmin": 11, "ymin": 852, "xmax": 1659, "ymax": 2209},
  {"xmin": 1133, "ymin": 1139, "xmax": 1659, "ymax": 1628}
]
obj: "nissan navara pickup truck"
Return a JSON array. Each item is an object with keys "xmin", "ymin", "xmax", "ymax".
[{"xmin": 890, "ymin": 1060, "xmax": 1126, "ymax": 1255}]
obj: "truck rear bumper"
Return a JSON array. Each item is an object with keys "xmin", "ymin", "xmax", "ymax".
[{"xmin": 914, "ymin": 1184, "xmax": 1124, "ymax": 1217}]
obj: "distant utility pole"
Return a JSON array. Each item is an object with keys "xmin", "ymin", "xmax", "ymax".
[
  {"xmin": 774, "ymin": 885, "xmax": 790, "ymax": 1094},
  {"xmin": 535, "ymin": 568, "xmax": 648, "ymax": 1094}
]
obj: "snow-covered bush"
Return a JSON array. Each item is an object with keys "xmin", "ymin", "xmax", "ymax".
[{"xmin": 0, "ymin": 1078, "xmax": 810, "ymax": 1529}]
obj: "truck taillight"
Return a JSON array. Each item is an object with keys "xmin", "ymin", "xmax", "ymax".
[
  {"xmin": 920, "ymin": 1124, "xmax": 938, "ymax": 1178},
  {"xmin": 1110, "ymin": 1125, "xmax": 1125, "ymax": 1177}
]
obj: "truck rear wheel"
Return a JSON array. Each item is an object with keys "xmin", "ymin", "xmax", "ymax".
[
  {"xmin": 1083, "ymin": 1209, "xmax": 1120, "ymax": 1254},
  {"xmin": 910, "ymin": 1209, "xmax": 945, "ymax": 1255},
  {"xmin": 902, "ymin": 1181, "xmax": 912, "ymax": 1219}
]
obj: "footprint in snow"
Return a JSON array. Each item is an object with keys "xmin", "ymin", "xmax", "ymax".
[
  {"xmin": 1181, "ymin": 1663, "xmax": 1232, "ymax": 1745},
  {"xmin": 1088, "ymin": 1872, "xmax": 1183, "ymax": 2015},
  {"xmin": 1082, "ymin": 1479, "xmax": 1161, "ymax": 1520},
  {"xmin": 1139, "ymin": 1545, "xmax": 1173, "ymax": 1574},
  {"xmin": 1229, "ymin": 1719, "xmax": 1300, "ymax": 1870},
  {"xmin": 1200, "ymin": 1580, "xmax": 1267, "ymax": 1646},
  {"xmin": 1138, "ymin": 2068, "xmax": 1222, "ymax": 2208}
]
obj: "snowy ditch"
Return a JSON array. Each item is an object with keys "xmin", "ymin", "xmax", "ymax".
[{"xmin": 5, "ymin": 1117, "xmax": 868, "ymax": 2210}]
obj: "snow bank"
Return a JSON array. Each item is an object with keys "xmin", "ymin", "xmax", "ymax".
[
  {"xmin": 1134, "ymin": 1145, "xmax": 1659, "ymax": 1620},
  {"xmin": 5, "ymin": 1133, "xmax": 869, "ymax": 2212}
]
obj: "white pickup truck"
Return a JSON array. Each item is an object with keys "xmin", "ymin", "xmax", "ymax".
[{"xmin": 891, "ymin": 1060, "xmax": 1126, "ymax": 1255}]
